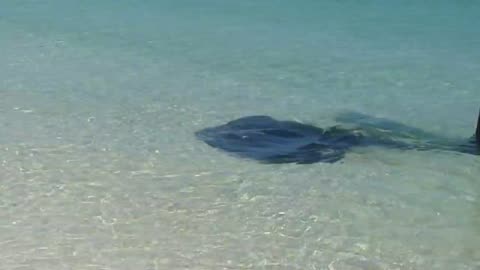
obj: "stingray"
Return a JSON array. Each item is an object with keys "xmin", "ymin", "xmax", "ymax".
[{"xmin": 195, "ymin": 109, "xmax": 480, "ymax": 164}]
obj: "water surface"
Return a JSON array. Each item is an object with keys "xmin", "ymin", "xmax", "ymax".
[{"xmin": 1, "ymin": 1, "xmax": 480, "ymax": 269}]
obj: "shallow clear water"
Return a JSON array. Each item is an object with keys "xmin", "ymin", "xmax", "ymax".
[{"xmin": 1, "ymin": 1, "xmax": 480, "ymax": 269}]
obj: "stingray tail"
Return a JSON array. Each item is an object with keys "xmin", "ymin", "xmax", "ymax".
[{"xmin": 476, "ymin": 108, "xmax": 480, "ymax": 144}]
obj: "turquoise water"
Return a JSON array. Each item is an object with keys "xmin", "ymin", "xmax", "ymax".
[{"xmin": 1, "ymin": 1, "xmax": 480, "ymax": 269}]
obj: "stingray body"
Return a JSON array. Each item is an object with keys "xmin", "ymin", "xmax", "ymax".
[
  {"xmin": 196, "ymin": 111, "xmax": 479, "ymax": 164},
  {"xmin": 196, "ymin": 116, "xmax": 358, "ymax": 163}
]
